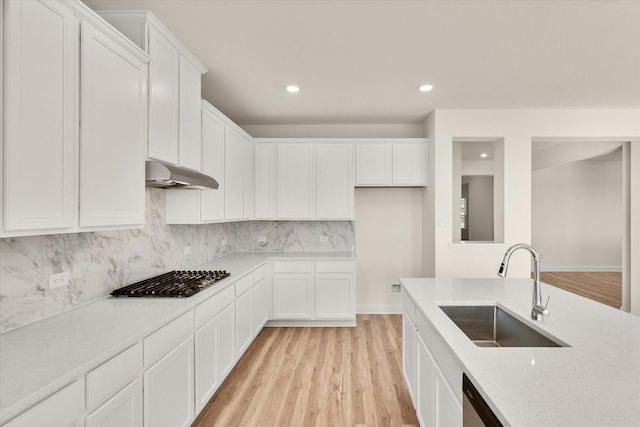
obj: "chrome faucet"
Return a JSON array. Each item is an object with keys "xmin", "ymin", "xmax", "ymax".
[{"xmin": 497, "ymin": 243, "xmax": 549, "ymax": 321}]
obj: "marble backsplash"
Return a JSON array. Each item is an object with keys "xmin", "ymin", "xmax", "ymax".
[
  {"xmin": 0, "ymin": 189, "xmax": 354, "ymax": 332},
  {"xmin": 237, "ymin": 221, "xmax": 354, "ymax": 252}
]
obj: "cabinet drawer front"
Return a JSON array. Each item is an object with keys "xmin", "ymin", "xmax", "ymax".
[
  {"xmin": 272, "ymin": 261, "xmax": 314, "ymax": 274},
  {"xmin": 87, "ymin": 342, "xmax": 142, "ymax": 409},
  {"xmin": 85, "ymin": 378, "xmax": 142, "ymax": 427},
  {"xmin": 144, "ymin": 310, "xmax": 194, "ymax": 366},
  {"xmin": 235, "ymin": 274, "xmax": 254, "ymax": 296},
  {"xmin": 6, "ymin": 380, "xmax": 84, "ymax": 427},
  {"xmin": 252, "ymin": 264, "xmax": 269, "ymax": 283},
  {"xmin": 315, "ymin": 260, "xmax": 355, "ymax": 274},
  {"xmin": 195, "ymin": 284, "xmax": 235, "ymax": 329}
]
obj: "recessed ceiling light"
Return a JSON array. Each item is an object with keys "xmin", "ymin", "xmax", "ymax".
[
  {"xmin": 480, "ymin": 153, "xmax": 488, "ymax": 158},
  {"xmin": 285, "ymin": 85, "xmax": 300, "ymax": 93},
  {"xmin": 418, "ymin": 84, "xmax": 434, "ymax": 92}
]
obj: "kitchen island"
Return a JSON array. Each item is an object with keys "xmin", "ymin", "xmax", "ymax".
[{"xmin": 400, "ymin": 277, "xmax": 640, "ymax": 427}]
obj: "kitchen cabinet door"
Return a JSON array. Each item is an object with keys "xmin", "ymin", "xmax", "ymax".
[
  {"xmin": 200, "ymin": 103, "xmax": 225, "ymax": 222},
  {"xmin": 224, "ymin": 126, "xmax": 244, "ymax": 220},
  {"xmin": 316, "ymin": 144, "xmax": 354, "ymax": 219},
  {"xmin": 416, "ymin": 334, "xmax": 435, "ymax": 427},
  {"xmin": 315, "ymin": 275, "xmax": 355, "ymax": 319},
  {"xmin": 252, "ymin": 275, "xmax": 269, "ymax": 335},
  {"xmin": 4, "ymin": 380, "xmax": 84, "ymax": 427},
  {"xmin": 147, "ymin": 26, "xmax": 180, "ymax": 165},
  {"xmin": 144, "ymin": 336, "xmax": 194, "ymax": 427},
  {"xmin": 243, "ymin": 138, "xmax": 255, "ymax": 219},
  {"xmin": 217, "ymin": 303, "xmax": 236, "ymax": 381},
  {"xmin": 79, "ymin": 21, "xmax": 147, "ymax": 228},
  {"xmin": 392, "ymin": 143, "xmax": 426, "ymax": 186},
  {"xmin": 402, "ymin": 312, "xmax": 417, "ymax": 404},
  {"xmin": 254, "ymin": 144, "xmax": 276, "ymax": 219},
  {"xmin": 235, "ymin": 287, "xmax": 254, "ymax": 358},
  {"xmin": 178, "ymin": 56, "xmax": 202, "ymax": 171},
  {"xmin": 272, "ymin": 275, "xmax": 314, "ymax": 319},
  {"xmin": 276, "ymin": 144, "xmax": 315, "ymax": 219},
  {"xmin": 435, "ymin": 363, "xmax": 462, "ymax": 427},
  {"xmin": 3, "ymin": 0, "xmax": 78, "ymax": 233},
  {"xmin": 85, "ymin": 378, "xmax": 143, "ymax": 427},
  {"xmin": 356, "ymin": 144, "xmax": 390, "ymax": 185},
  {"xmin": 195, "ymin": 315, "xmax": 219, "ymax": 413}
]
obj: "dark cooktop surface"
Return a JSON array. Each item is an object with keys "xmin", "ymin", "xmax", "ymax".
[{"xmin": 111, "ymin": 270, "xmax": 230, "ymax": 298}]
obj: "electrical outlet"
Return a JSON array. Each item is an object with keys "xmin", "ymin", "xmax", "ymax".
[
  {"xmin": 184, "ymin": 245, "xmax": 192, "ymax": 255},
  {"xmin": 257, "ymin": 236, "xmax": 266, "ymax": 243},
  {"xmin": 49, "ymin": 272, "xmax": 70, "ymax": 290},
  {"xmin": 319, "ymin": 236, "xmax": 328, "ymax": 242}
]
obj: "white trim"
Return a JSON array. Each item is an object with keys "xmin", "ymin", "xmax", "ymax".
[
  {"xmin": 265, "ymin": 319, "xmax": 355, "ymax": 328},
  {"xmin": 357, "ymin": 304, "xmax": 403, "ymax": 314},
  {"xmin": 541, "ymin": 265, "xmax": 622, "ymax": 272}
]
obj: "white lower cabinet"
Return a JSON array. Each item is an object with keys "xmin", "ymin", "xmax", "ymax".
[
  {"xmin": 404, "ymin": 299, "xmax": 463, "ymax": 427},
  {"xmin": 4, "ymin": 380, "xmax": 84, "ymax": 427},
  {"xmin": 272, "ymin": 275, "xmax": 314, "ymax": 319},
  {"xmin": 217, "ymin": 303, "xmax": 236, "ymax": 380},
  {"xmin": 315, "ymin": 275, "xmax": 355, "ymax": 319},
  {"xmin": 416, "ymin": 334, "xmax": 435, "ymax": 427},
  {"xmin": 194, "ymin": 297, "xmax": 236, "ymax": 413},
  {"xmin": 143, "ymin": 336, "xmax": 194, "ymax": 427},
  {"xmin": 434, "ymin": 365, "xmax": 462, "ymax": 427},
  {"xmin": 402, "ymin": 311, "xmax": 417, "ymax": 404},
  {"xmin": 235, "ymin": 286, "xmax": 254, "ymax": 357},
  {"xmin": 252, "ymin": 275, "xmax": 269, "ymax": 334},
  {"xmin": 85, "ymin": 378, "xmax": 143, "ymax": 427}
]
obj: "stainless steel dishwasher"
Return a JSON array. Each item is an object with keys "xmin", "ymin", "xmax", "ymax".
[{"xmin": 462, "ymin": 374, "xmax": 503, "ymax": 427}]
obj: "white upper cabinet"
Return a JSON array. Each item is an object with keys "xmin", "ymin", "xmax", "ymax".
[
  {"xmin": 316, "ymin": 144, "xmax": 354, "ymax": 219},
  {"xmin": 243, "ymin": 138, "xmax": 255, "ymax": 220},
  {"xmin": 224, "ymin": 127, "xmax": 245, "ymax": 220},
  {"xmin": 79, "ymin": 21, "xmax": 147, "ymax": 228},
  {"xmin": 3, "ymin": 0, "xmax": 79, "ymax": 234},
  {"xmin": 178, "ymin": 56, "xmax": 203, "ymax": 171},
  {"xmin": 147, "ymin": 26, "xmax": 180, "ymax": 164},
  {"xmin": 200, "ymin": 103, "xmax": 226, "ymax": 222},
  {"xmin": 97, "ymin": 11, "xmax": 207, "ymax": 170},
  {"xmin": 165, "ymin": 102, "xmax": 251, "ymax": 224},
  {"xmin": 355, "ymin": 140, "xmax": 428, "ymax": 187},
  {"xmin": 356, "ymin": 144, "xmax": 391, "ymax": 185},
  {"xmin": 2, "ymin": 0, "xmax": 149, "ymax": 237},
  {"xmin": 276, "ymin": 144, "xmax": 316, "ymax": 219},
  {"xmin": 254, "ymin": 144, "xmax": 276, "ymax": 219},
  {"xmin": 392, "ymin": 143, "xmax": 426, "ymax": 185}
]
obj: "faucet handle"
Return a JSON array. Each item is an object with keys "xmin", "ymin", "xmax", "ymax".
[{"xmin": 542, "ymin": 295, "xmax": 550, "ymax": 316}]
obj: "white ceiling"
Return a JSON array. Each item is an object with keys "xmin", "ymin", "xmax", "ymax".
[{"xmin": 83, "ymin": 0, "xmax": 640, "ymax": 127}]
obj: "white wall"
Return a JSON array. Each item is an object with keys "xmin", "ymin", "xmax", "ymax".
[
  {"xmin": 426, "ymin": 109, "xmax": 640, "ymax": 315},
  {"xmin": 532, "ymin": 159, "xmax": 622, "ymax": 270},
  {"xmin": 355, "ymin": 188, "xmax": 423, "ymax": 313}
]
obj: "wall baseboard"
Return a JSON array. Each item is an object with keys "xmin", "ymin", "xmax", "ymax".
[
  {"xmin": 541, "ymin": 265, "xmax": 622, "ymax": 272},
  {"xmin": 357, "ymin": 304, "xmax": 403, "ymax": 314}
]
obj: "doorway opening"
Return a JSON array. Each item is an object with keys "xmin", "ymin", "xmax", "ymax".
[{"xmin": 531, "ymin": 139, "xmax": 627, "ymax": 309}]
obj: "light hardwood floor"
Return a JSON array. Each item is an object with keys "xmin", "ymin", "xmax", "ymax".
[
  {"xmin": 540, "ymin": 271, "xmax": 622, "ymax": 308},
  {"xmin": 192, "ymin": 314, "xmax": 418, "ymax": 427}
]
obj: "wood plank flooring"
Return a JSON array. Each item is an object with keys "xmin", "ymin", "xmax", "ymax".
[
  {"xmin": 540, "ymin": 271, "xmax": 622, "ymax": 308},
  {"xmin": 192, "ymin": 314, "xmax": 418, "ymax": 427}
]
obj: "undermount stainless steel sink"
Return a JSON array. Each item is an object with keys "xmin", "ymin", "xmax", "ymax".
[{"xmin": 439, "ymin": 305, "xmax": 568, "ymax": 348}]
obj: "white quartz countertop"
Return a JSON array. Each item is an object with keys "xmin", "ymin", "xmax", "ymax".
[
  {"xmin": 0, "ymin": 251, "xmax": 354, "ymax": 424},
  {"xmin": 400, "ymin": 278, "xmax": 640, "ymax": 427}
]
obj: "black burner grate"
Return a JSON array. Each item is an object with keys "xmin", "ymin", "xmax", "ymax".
[{"xmin": 111, "ymin": 270, "xmax": 230, "ymax": 298}]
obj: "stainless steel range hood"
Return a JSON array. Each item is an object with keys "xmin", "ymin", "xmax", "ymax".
[{"xmin": 145, "ymin": 161, "xmax": 219, "ymax": 190}]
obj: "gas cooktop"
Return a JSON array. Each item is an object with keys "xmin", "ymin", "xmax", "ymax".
[{"xmin": 110, "ymin": 270, "xmax": 230, "ymax": 298}]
